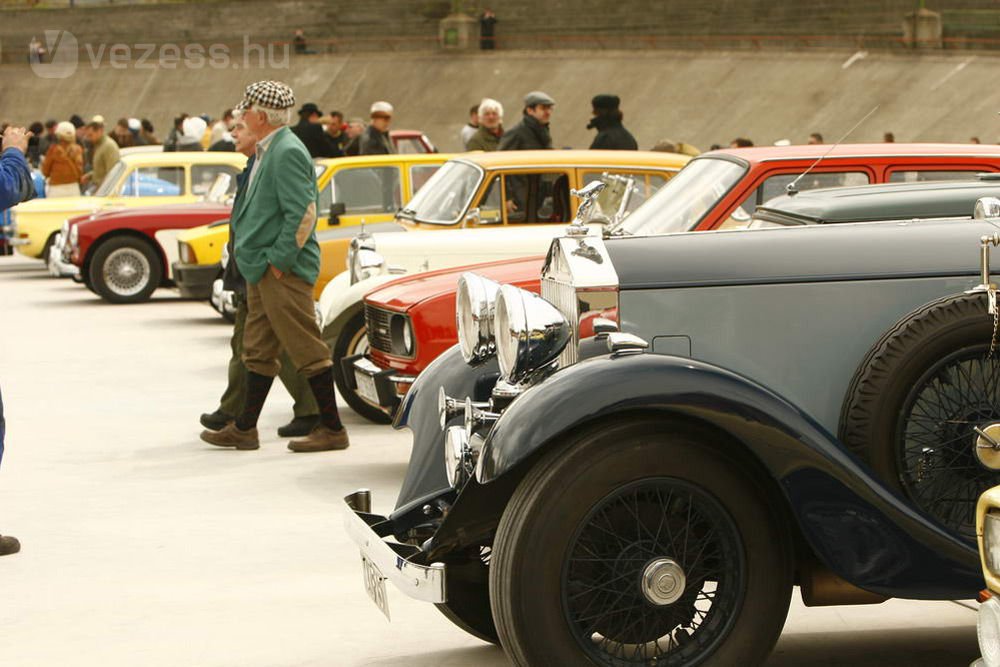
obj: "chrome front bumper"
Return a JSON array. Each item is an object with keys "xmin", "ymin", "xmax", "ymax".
[
  {"xmin": 342, "ymin": 490, "xmax": 446, "ymax": 604},
  {"xmin": 47, "ymin": 233, "xmax": 79, "ymax": 278},
  {"xmin": 210, "ymin": 279, "xmax": 237, "ymax": 318}
]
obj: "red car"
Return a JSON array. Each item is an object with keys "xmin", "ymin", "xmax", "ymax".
[
  {"xmin": 343, "ymin": 142, "xmax": 1000, "ymax": 421},
  {"xmin": 64, "ymin": 202, "xmax": 232, "ymax": 303}
]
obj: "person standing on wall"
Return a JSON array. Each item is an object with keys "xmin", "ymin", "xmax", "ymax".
[{"xmin": 200, "ymin": 81, "xmax": 348, "ymax": 453}]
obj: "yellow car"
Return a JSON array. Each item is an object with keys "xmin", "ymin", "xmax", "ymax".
[
  {"xmin": 172, "ymin": 152, "xmax": 452, "ymax": 300},
  {"xmin": 9, "ymin": 151, "xmax": 247, "ymax": 260}
]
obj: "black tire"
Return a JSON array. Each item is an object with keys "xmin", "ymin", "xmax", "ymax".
[
  {"xmin": 88, "ymin": 236, "xmax": 162, "ymax": 304},
  {"xmin": 40, "ymin": 232, "xmax": 57, "ymax": 264},
  {"xmin": 332, "ymin": 311, "xmax": 393, "ymax": 424},
  {"xmin": 840, "ymin": 293, "xmax": 1000, "ymax": 539},
  {"xmin": 490, "ymin": 419, "xmax": 793, "ymax": 667},
  {"xmin": 434, "ymin": 548, "xmax": 499, "ymax": 644}
]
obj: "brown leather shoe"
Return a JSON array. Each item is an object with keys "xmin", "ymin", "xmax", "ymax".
[
  {"xmin": 0, "ymin": 534, "xmax": 21, "ymax": 556},
  {"xmin": 200, "ymin": 423, "xmax": 259, "ymax": 450},
  {"xmin": 288, "ymin": 424, "xmax": 349, "ymax": 452}
]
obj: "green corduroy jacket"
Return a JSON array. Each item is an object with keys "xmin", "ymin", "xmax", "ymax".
[{"xmin": 232, "ymin": 126, "xmax": 320, "ymax": 285}]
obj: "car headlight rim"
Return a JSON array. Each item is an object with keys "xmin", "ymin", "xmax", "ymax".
[
  {"xmin": 494, "ymin": 284, "xmax": 570, "ymax": 383},
  {"xmin": 456, "ymin": 272, "xmax": 501, "ymax": 364},
  {"xmin": 987, "ymin": 512, "xmax": 1000, "ymax": 577},
  {"xmin": 69, "ymin": 224, "xmax": 79, "ymax": 247}
]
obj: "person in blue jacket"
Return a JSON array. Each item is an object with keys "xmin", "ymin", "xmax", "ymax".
[{"xmin": 0, "ymin": 124, "xmax": 34, "ymax": 556}]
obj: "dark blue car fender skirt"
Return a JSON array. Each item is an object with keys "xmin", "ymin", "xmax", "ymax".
[{"xmin": 478, "ymin": 352, "xmax": 983, "ymax": 600}]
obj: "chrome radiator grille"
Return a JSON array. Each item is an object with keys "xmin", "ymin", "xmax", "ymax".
[
  {"xmin": 364, "ymin": 304, "xmax": 394, "ymax": 354},
  {"xmin": 542, "ymin": 277, "xmax": 579, "ymax": 368}
]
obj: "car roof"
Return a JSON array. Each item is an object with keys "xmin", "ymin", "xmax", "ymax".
[
  {"xmin": 757, "ymin": 178, "xmax": 1000, "ymax": 224},
  {"xmin": 705, "ymin": 142, "xmax": 1000, "ymax": 164},
  {"xmin": 314, "ymin": 153, "xmax": 454, "ymax": 168},
  {"xmin": 119, "ymin": 151, "xmax": 247, "ymax": 167},
  {"xmin": 456, "ymin": 149, "xmax": 690, "ymax": 170}
]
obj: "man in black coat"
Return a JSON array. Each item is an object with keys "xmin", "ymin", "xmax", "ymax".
[
  {"xmin": 587, "ymin": 94, "xmax": 637, "ymax": 151},
  {"xmin": 291, "ymin": 103, "xmax": 340, "ymax": 158},
  {"xmin": 499, "ymin": 91, "xmax": 554, "ymax": 151},
  {"xmin": 359, "ymin": 101, "xmax": 396, "ymax": 155}
]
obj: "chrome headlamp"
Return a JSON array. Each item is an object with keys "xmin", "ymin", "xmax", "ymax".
[
  {"xmin": 456, "ymin": 272, "xmax": 501, "ymax": 364},
  {"xmin": 986, "ymin": 511, "xmax": 1000, "ymax": 578},
  {"xmin": 69, "ymin": 223, "xmax": 79, "ymax": 248},
  {"xmin": 494, "ymin": 284, "xmax": 571, "ymax": 384},
  {"xmin": 61, "ymin": 221, "xmax": 69, "ymax": 240},
  {"xmin": 348, "ymin": 235, "xmax": 384, "ymax": 285}
]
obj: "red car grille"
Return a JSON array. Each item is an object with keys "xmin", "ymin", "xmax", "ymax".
[{"xmin": 365, "ymin": 304, "xmax": 394, "ymax": 354}]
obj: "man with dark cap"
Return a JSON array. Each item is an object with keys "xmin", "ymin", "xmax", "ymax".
[
  {"xmin": 499, "ymin": 91, "xmax": 554, "ymax": 151},
  {"xmin": 291, "ymin": 102, "xmax": 339, "ymax": 158},
  {"xmin": 587, "ymin": 95, "xmax": 637, "ymax": 151},
  {"xmin": 200, "ymin": 80, "xmax": 348, "ymax": 453}
]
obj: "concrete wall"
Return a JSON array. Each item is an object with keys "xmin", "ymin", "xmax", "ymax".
[
  {"xmin": 1, "ymin": 48, "xmax": 999, "ymax": 153},
  {"xmin": 4, "ymin": 0, "xmax": 1000, "ymax": 53}
]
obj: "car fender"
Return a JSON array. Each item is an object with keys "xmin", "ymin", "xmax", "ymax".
[
  {"xmin": 476, "ymin": 352, "xmax": 981, "ymax": 599},
  {"xmin": 318, "ymin": 271, "xmax": 401, "ymax": 344}
]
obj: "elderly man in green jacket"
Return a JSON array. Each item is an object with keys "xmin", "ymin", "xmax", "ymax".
[{"xmin": 201, "ymin": 80, "xmax": 348, "ymax": 453}]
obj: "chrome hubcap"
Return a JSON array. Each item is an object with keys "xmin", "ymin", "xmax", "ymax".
[{"xmin": 641, "ymin": 558, "xmax": 686, "ymax": 606}]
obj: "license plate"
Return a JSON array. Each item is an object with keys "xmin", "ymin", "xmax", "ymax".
[
  {"xmin": 361, "ymin": 555, "xmax": 390, "ymax": 620},
  {"xmin": 355, "ymin": 369, "xmax": 379, "ymax": 405}
]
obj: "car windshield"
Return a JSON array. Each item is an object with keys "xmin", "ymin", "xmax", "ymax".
[
  {"xmin": 94, "ymin": 161, "xmax": 127, "ymax": 197},
  {"xmin": 616, "ymin": 158, "xmax": 747, "ymax": 236},
  {"xmin": 399, "ymin": 161, "xmax": 482, "ymax": 225}
]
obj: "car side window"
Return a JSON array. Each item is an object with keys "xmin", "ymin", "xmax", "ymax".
[
  {"xmin": 118, "ymin": 166, "xmax": 184, "ymax": 197},
  {"xmin": 503, "ymin": 171, "xmax": 571, "ymax": 224},
  {"xmin": 332, "ymin": 166, "xmax": 401, "ymax": 215},
  {"xmin": 410, "ymin": 165, "xmax": 441, "ymax": 195},
  {"xmin": 888, "ymin": 169, "xmax": 982, "ymax": 183},
  {"xmin": 395, "ymin": 138, "xmax": 423, "ymax": 155},
  {"xmin": 719, "ymin": 171, "xmax": 871, "ymax": 230},
  {"xmin": 191, "ymin": 164, "xmax": 241, "ymax": 196}
]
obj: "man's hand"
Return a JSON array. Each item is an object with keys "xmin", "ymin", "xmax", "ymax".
[
  {"xmin": 2, "ymin": 126, "xmax": 31, "ymax": 155},
  {"xmin": 270, "ymin": 265, "xmax": 284, "ymax": 279}
]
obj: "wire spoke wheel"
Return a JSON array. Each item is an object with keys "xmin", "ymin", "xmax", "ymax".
[
  {"xmin": 897, "ymin": 346, "xmax": 1000, "ymax": 539},
  {"xmin": 103, "ymin": 247, "xmax": 151, "ymax": 297},
  {"xmin": 561, "ymin": 478, "xmax": 745, "ymax": 666}
]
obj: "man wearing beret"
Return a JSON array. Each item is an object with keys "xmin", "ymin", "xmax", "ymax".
[
  {"xmin": 201, "ymin": 80, "xmax": 348, "ymax": 453},
  {"xmin": 499, "ymin": 91, "xmax": 554, "ymax": 151},
  {"xmin": 587, "ymin": 94, "xmax": 637, "ymax": 151}
]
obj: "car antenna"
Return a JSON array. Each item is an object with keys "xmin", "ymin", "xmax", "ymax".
[{"xmin": 785, "ymin": 105, "xmax": 880, "ymax": 196}]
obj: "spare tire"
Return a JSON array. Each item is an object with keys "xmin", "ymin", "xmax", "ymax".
[{"xmin": 840, "ymin": 292, "xmax": 1000, "ymax": 540}]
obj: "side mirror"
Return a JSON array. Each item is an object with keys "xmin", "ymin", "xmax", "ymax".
[
  {"xmin": 975, "ymin": 197, "xmax": 1000, "ymax": 220},
  {"xmin": 464, "ymin": 207, "xmax": 481, "ymax": 227},
  {"xmin": 329, "ymin": 201, "xmax": 347, "ymax": 226}
]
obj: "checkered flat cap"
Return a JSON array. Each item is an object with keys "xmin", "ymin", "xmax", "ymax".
[{"xmin": 238, "ymin": 80, "xmax": 296, "ymax": 112}]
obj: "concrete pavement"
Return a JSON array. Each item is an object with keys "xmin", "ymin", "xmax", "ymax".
[{"xmin": 0, "ymin": 255, "xmax": 982, "ymax": 666}]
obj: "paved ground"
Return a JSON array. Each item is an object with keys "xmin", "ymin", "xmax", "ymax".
[{"xmin": 0, "ymin": 255, "xmax": 984, "ymax": 666}]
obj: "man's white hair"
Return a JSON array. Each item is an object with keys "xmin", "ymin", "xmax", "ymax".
[
  {"xmin": 251, "ymin": 104, "xmax": 291, "ymax": 127},
  {"xmin": 478, "ymin": 98, "xmax": 504, "ymax": 118}
]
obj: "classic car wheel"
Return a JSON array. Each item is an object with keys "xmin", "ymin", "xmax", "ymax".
[
  {"xmin": 841, "ymin": 293, "xmax": 1000, "ymax": 540},
  {"xmin": 88, "ymin": 236, "xmax": 162, "ymax": 304},
  {"xmin": 40, "ymin": 232, "xmax": 57, "ymax": 264},
  {"xmin": 435, "ymin": 546, "xmax": 499, "ymax": 644},
  {"xmin": 490, "ymin": 420, "xmax": 792, "ymax": 667},
  {"xmin": 332, "ymin": 311, "xmax": 393, "ymax": 425}
]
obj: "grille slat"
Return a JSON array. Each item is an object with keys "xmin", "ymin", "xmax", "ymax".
[
  {"xmin": 542, "ymin": 278, "xmax": 579, "ymax": 368},
  {"xmin": 364, "ymin": 304, "xmax": 394, "ymax": 354}
]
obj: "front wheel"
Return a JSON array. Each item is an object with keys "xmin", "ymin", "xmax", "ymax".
[
  {"xmin": 88, "ymin": 236, "xmax": 162, "ymax": 304},
  {"xmin": 331, "ymin": 311, "xmax": 393, "ymax": 425},
  {"xmin": 490, "ymin": 420, "xmax": 793, "ymax": 667}
]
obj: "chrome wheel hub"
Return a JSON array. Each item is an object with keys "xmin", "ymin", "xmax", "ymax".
[{"xmin": 641, "ymin": 558, "xmax": 686, "ymax": 606}]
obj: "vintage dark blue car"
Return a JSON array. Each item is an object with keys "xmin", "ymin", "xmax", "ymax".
[{"xmin": 345, "ymin": 191, "xmax": 1000, "ymax": 665}]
